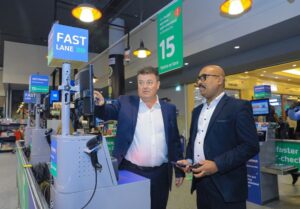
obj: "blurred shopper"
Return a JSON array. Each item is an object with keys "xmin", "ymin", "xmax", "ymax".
[{"xmin": 178, "ymin": 65, "xmax": 259, "ymax": 209}]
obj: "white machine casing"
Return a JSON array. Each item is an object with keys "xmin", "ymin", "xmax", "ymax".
[{"xmin": 50, "ymin": 134, "xmax": 150, "ymax": 209}]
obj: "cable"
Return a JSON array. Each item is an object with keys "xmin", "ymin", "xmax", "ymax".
[{"xmin": 80, "ymin": 168, "xmax": 98, "ymax": 209}]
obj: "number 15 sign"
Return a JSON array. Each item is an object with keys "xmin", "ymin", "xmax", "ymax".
[{"xmin": 157, "ymin": 0, "xmax": 183, "ymax": 74}]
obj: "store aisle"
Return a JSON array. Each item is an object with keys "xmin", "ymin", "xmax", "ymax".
[{"xmin": 0, "ymin": 152, "xmax": 18, "ymax": 209}]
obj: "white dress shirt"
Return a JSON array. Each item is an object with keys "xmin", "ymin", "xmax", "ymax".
[
  {"xmin": 125, "ymin": 97, "xmax": 168, "ymax": 167},
  {"xmin": 194, "ymin": 92, "xmax": 225, "ymax": 163}
]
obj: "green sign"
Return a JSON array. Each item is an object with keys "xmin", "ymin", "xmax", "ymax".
[
  {"xmin": 276, "ymin": 141, "xmax": 300, "ymax": 169},
  {"xmin": 157, "ymin": 0, "xmax": 183, "ymax": 74},
  {"xmin": 29, "ymin": 74, "xmax": 49, "ymax": 94},
  {"xmin": 105, "ymin": 136, "xmax": 116, "ymax": 155}
]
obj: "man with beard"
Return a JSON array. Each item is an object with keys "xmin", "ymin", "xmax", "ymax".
[{"xmin": 178, "ymin": 65, "xmax": 259, "ymax": 209}]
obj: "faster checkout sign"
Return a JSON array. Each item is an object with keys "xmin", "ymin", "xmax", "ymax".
[
  {"xmin": 48, "ymin": 23, "xmax": 88, "ymax": 68},
  {"xmin": 276, "ymin": 141, "xmax": 300, "ymax": 169},
  {"xmin": 157, "ymin": 0, "xmax": 183, "ymax": 74}
]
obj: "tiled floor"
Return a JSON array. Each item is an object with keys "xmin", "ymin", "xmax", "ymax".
[
  {"xmin": 0, "ymin": 152, "xmax": 299, "ymax": 209},
  {"xmin": 167, "ymin": 171, "xmax": 300, "ymax": 209},
  {"xmin": 0, "ymin": 152, "xmax": 18, "ymax": 209}
]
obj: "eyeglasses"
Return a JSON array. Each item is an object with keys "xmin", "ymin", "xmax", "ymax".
[{"xmin": 197, "ymin": 74, "xmax": 220, "ymax": 82}]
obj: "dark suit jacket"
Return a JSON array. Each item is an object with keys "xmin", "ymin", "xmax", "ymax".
[
  {"xmin": 186, "ymin": 94, "xmax": 259, "ymax": 202},
  {"xmin": 94, "ymin": 95, "xmax": 184, "ymax": 189}
]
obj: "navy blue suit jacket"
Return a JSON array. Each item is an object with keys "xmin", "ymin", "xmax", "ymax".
[
  {"xmin": 95, "ymin": 95, "xmax": 184, "ymax": 188},
  {"xmin": 186, "ymin": 94, "xmax": 259, "ymax": 202}
]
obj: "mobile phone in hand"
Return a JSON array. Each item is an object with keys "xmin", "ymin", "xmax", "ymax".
[
  {"xmin": 170, "ymin": 161, "xmax": 188, "ymax": 168},
  {"xmin": 190, "ymin": 163, "xmax": 201, "ymax": 169}
]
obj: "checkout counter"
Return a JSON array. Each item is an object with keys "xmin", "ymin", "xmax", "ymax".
[
  {"xmin": 247, "ymin": 122, "xmax": 299, "ymax": 205},
  {"xmin": 16, "ymin": 134, "xmax": 150, "ymax": 209}
]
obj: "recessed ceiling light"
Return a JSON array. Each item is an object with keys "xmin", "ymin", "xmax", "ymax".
[
  {"xmin": 263, "ymin": 71, "xmax": 267, "ymax": 73},
  {"xmin": 129, "ymin": 81, "xmax": 133, "ymax": 84},
  {"xmin": 292, "ymin": 64, "xmax": 297, "ymax": 67},
  {"xmin": 234, "ymin": 45, "xmax": 240, "ymax": 49},
  {"xmin": 283, "ymin": 69, "xmax": 300, "ymax": 75},
  {"xmin": 288, "ymin": 79, "xmax": 291, "ymax": 81},
  {"xmin": 260, "ymin": 74, "xmax": 264, "ymax": 76},
  {"xmin": 184, "ymin": 62, "xmax": 189, "ymax": 66},
  {"xmin": 275, "ymin": 76, "xmax": 279, "ymax": 79},
  {"xmin": 244, "ymin": 71, "xmax": 248, "ymax": 74}
]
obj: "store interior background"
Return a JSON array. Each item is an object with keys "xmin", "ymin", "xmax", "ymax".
[
  {"xmin": 1, "ymin": 1, "xmax": 300, "ymax": 138},
  {"xmin": 0, "ymin": 1, "xmax": 300, "ymax": 209}
]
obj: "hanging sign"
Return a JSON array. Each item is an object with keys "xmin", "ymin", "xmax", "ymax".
[
  {"xmin": 29, "ymin": 74, "xmax": 49, "ymax": 94},
  {"xmin": 48, "ymin": 23, "xmax": 88, "ymax": 68},
  {"xmin": 254, "ymin": 85, "xmax": 271, "ymax": 99},
  {"xmin": 157, "ymin": 0, "xmax": 183, "ymax": 74},
  {"xmin": 23, "ymin": 91, "xmax": 36, "ymax": 104}
]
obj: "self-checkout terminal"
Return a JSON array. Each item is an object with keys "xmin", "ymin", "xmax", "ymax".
[{"xmin": 48, "ymin": 23, "xmax": 150, "ymax": 209}]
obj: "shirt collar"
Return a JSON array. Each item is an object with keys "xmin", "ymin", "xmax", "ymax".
[
  {"xmin": 206, "ymin": 92, "xmax": 225, "ymax": 107},
  {"xmin": 140, "ymin": 95, "xmax": 161, "ymax": 108}
]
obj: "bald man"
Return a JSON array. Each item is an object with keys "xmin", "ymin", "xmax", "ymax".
[{"xmin": 178, "ymin": 65, "xmax": 259, "ymax": 209}]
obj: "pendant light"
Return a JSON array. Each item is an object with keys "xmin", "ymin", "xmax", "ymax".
[
  {"xmin": 220, "ymin": 0, "xmax": 252, "ymax": 16},
  {"xmin": 133, "ymin": 40, "xmax": 151, "ymax": 59},
  {"xmin": 72, "ymin": 3, "xmax": 102, "ymax": 23}
]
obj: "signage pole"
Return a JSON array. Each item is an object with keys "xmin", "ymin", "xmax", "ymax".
[
  {"xmin": 61, "ymin": 62, "xmax": 71, "ymax": 136},
  {"xmin": 35, "ymin": 94, "xmax": 41, "ymax": 129},
  {"xmin": 27, "ymin": 104, "xmax": 31, "ymax": 128}
]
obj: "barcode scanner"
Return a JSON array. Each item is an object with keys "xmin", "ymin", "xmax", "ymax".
[{"xmin": 85, "ymin": 136, "xmax": 102, "ymax": 171}]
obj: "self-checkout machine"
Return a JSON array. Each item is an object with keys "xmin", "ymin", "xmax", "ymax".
[
  {"xmin": 29, "ymin": 74, "xmax": 52, "ymax": 164},
  {"xmin": 23, "ymin": 90, "xmax": 36, "ymax": 147},
  {"xmin": 247, "ymin": 85, "xmax": 280, "ymax": 205},
  {"xmin": 48, "ymin": 23, "xmax": 150, "ymax": 209}
]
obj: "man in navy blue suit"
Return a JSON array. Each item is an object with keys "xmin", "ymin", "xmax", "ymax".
[
  {"xmin": 178, "ymin": 65, "xmax": 259, "ymax": 209},
  {"xmin": 94, "ymin": 67, "xmax": 184, "ymax": 209}
]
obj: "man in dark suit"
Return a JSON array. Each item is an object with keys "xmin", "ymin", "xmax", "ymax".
[
  {"xmin": 94, "ymin": 67, "xmax": 184, "ymax": 209},
  {"xmin": 178, "ymin": 65, "xmax": 259, "ymax": 209}
]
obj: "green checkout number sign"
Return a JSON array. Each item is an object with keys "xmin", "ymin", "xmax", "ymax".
[{"xmin": 157, "ymin": 0, "xmax": 183, "ymax": 74}]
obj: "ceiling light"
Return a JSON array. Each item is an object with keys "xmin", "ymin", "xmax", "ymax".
[
  {"xmin": 275, "ymin": 76, "xmax": 279, "ymax": 79},
  {"xmin": 129, "ymin": 81, "xmax": 133, "ymax": 84},
  {"xmin": 133, "ymin": 40, "xmax": 151, "ymax": 58},
  {"xmin": 288, "ymin": 79, "xmax": 291, "ymax": 81},
  {"xmin": 175, "ymin": 85, "xmax": 182, "ymax": 92},
  {"xmin": 260, "ymin": 74, "xmax": 264, "ymax": 76},
  {"xmin": 184, "ymin": 62, "xmax": 189, "ymax": 66},
  {"xmin": 72, "ymin": 4, "xmax": 102, "ymax": 23},
  {"xmin": 292, "ymin": 64, "xmax": 297, "ymax": 67},
  {"xmin": 234, "ymin": 45, "xmax": 240, "ymax": 49},
  {"xmin": 282, "ymin": 69, "xmax": 300, "ymax": 76},
  {"xmin": 263, "ymin": 71, "xmax": 267, "ymax": 73},
  {"xmin": 220, "ymin": 0, "xmax": 252, "ymax": 16},
  {"xmin": 244, "ymin": 71, "xmax": 248, "ymax": 74}
]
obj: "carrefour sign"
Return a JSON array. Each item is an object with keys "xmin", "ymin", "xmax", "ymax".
[{"xmin": 48, "ymin": 23, "xmax": 88, "ymax": 68}]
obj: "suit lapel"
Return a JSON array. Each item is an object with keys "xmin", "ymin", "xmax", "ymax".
[
  {"xmin": 131, "ymin": 97, "xmax": 140, "ymax": 136},
  {"xmin": 160, "ymin": 101, "xmax": 169, "ymax": 143},
  {"xmin": 206, "ymin": 94, "xmax": 229, "ymax": 134},
  {"xmin": 192, "ymin": 105, "xmax": 203, "ymax": 143}
]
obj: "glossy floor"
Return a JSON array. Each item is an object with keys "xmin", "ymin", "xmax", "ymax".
[{"xmin": 0, "ymin": 152, "xmax": 299, "ymax": 209}]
